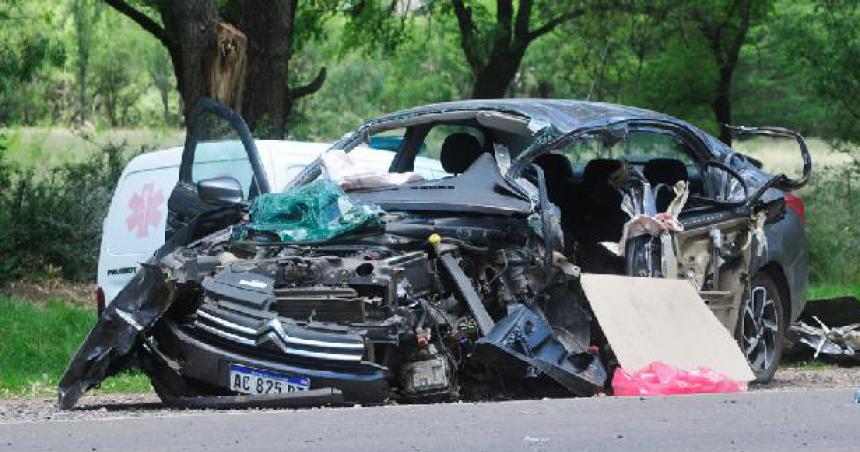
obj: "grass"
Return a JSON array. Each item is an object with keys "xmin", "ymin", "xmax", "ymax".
[
  {"xmin": 732, "ymin": 136, "xmax": 856, "ymax": 176},
  {"xmin": 779, "ymin": 360, "xmax": 840, "ymax": 371},
  {"xmin": 808, "ymin": 283, "xmax": 860, "ymax": 301},
  {"xmin": 0, "ymin": 296, "xmax": 151, "ymax": 398},
  {"xmin": 4, "ymin": 126, "xmax": 185, "ymax": 170}
]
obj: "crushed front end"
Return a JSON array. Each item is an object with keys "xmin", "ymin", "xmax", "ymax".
[
  {"xmin": 139, "ymin": 201, "xmax": 606, "ymax": 405},
  {"xmin": 53, "ymin": 168, "xmax": 606, "ymax": 410}
]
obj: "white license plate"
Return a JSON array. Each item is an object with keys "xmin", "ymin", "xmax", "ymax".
[{"xmin": 228, "ymin": 364, "xmax": 311, "ymax": 395}]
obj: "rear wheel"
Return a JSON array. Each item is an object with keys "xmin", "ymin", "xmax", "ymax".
[{"xmin": 735, "ymin": 273, "xmax": 785, "ymax": 383}]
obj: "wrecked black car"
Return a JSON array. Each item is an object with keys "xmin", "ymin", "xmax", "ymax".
[{"xmin": 59, "ymin": 98, "xmax": 811, "ymax": 409}]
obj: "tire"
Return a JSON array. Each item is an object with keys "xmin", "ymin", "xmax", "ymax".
[
  {"xmin": 139, "ymin": 348, "xmax": 215, "ymax": 402},
  {"xmin": 735, "ymin": 272, "xmax": 786, "ymax": 383}
]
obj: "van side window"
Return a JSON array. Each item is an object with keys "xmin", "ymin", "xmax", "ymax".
[{"xmin": 191, "ymin": 140, "xmax": 255, "ymax": 198}]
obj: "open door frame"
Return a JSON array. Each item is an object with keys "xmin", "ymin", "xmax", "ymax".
[{"xmin": 167, "ymin": 97, "xmax": 270, "ymax": 238}]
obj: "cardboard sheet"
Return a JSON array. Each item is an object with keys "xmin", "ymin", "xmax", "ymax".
[{"xmin": 580, "ymin": 274, "xmax": 755, "ymax": 382}]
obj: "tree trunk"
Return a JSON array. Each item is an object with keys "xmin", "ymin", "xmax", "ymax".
[
  {"xmin": 73, "ymin": 0, "xmax": 91, "ymax": 126},
  {"xmin": 107, "ymin": 0, "xmax": 325, "ymax": 135},
  {"xmin": 239, "ymin": 0, "xmax": 295, "ymax": 138},
  {"xmin": 78, "ymin": 63, "xmax": 88, "ymax": 125},
  {"xmin": 158, "ymin": 1, "xmax": 219, "ymax": 121},
  {"xmin": 106, "ymin": 87, "xmax": 117, "ymax": 127},
  {"xmin": 470, "ymin": 49, "xmax": 525, "ymax": 99},
  {"xmin": 159, "ymin": 86, "xmax": 170, "ymax": 124},
  {"xmin": 696, "ymin": 0, "xmax": 754, "ymax": 146},
  {"xmin": 713, "ymin": 94, "xmax": 732, "ymax": 145},
  {"xmin": 713, "ymin": 66, "xmax": 734, "ymax": 144}
]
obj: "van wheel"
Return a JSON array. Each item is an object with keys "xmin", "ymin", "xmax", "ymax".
[{"xmin": 735, "ymin": 273, "xmax": 785, "ymax": 383}]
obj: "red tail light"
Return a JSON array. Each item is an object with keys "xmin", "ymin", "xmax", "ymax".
[
  {"xmin": 97, "ymin": 287, "xmax": 106, "ymax": 315},
  {"xmin": 785, "ymin": 193, "xmax": 806, "ymax": 224}
]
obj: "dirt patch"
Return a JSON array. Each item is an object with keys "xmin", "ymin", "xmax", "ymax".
[
  {"xmin": 0, "ymin": 279, "xmax": 96, "ymax": 306},
  {"xmin": 755, "ymin": 366, "xmax": 860, "ymax": 391},
  {"xmin": 0, "ymin": 393, "xmax": 170, "ymax": 423}
]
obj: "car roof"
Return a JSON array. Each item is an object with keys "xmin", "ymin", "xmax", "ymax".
[
  {"xmin": 357, "ymin": 99, "xmax": 732, "ymax": 161},
  {"xmin": 367, "ymin": 99, "xmax": 675, "ymax": 134}
]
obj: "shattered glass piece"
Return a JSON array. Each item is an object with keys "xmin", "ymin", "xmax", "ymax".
[
  {"xmin": 244, "ymin": 179, "xmax": 381, "ymax": 243},
  {"xmin": 527, "ymin": 118, "xmax": 550, "ymax": 133}
]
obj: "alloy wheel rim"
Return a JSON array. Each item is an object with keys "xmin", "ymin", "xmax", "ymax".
[{"xmin": 740, "ymin": 285, "xmax": 778, "ymax": 374}]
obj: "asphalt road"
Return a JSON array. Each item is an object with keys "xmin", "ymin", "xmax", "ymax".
[{"xmin": 1, "ymin": 388, "xmax": 858, "ymax": 452}]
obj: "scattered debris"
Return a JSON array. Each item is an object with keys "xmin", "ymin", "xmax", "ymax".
[
  {"xmin": 523, "ymin": 436, "xmax": 550, "ymax": 444},
  {"xmin": 790, "ymin": 317, "xmax": 860, "ymax": 361}
]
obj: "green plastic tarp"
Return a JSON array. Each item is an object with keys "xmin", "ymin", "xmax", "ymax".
[{"xmin": 244, "ymin": 179, "xmax": 381, "ymax": 242}]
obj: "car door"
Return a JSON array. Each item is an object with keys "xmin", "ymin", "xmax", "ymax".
[{"xmin": 166, "ymin": 98, "xmax": 271, "ymax": 239}]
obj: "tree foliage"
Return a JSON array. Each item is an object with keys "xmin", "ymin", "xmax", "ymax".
[
  {"xmin": 0, "ymin": 2, "xmax": 67, "ymax": 125},
  {"xmin": 0, "ymin": 0, "xmax": 855, "ymax": 147},
  {"xmin": 780, "ymin": 0, "xmax": 860, "ymax": 143}
]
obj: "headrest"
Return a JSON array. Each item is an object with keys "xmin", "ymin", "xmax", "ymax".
[
  {"xmin": 583, "ymin": 159, "xmax": 623, "ymax": 185},
  {"xmin": 440, "ymin": 133, "xmax": 484, "ymax": 174},
  {"xmin": 533, "ymin": 153, "xmax": 573, "ymax": 181},
  {"xmin": 643, "ymin": 158, "xmax": 688, "ymax": 185}
]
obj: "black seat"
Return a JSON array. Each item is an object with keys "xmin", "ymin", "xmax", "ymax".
[
  {"xmin": 565, "ymin": 159, "xmax": 627, "ymax": 246},
  {"xmin": 533, "ymin": 153, "xmax": 574, "ymax": 204},
  {"xmin": 643, "ymin": 158, "xmax": 688, "ymax": 212},
  {"xmin": 440, "ymin": 133, "xmax": 484, "ymax": 174},
  {"xmin": 582, "ymin": 159, "xmax": 624, "ymax": 187},
  {"xmin": 561, "ymin": 159, "xmax": 626, "ymax": 273}
]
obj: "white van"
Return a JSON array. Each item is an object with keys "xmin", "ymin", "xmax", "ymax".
[{"xmin": 97, "ymin": 140, "xmax": 447, "ymax": 311}]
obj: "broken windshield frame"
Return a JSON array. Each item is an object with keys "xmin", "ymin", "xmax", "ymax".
[
  {"xmin": 726, "ymin": 125, "xmax": 812, "ymax": 191},
  {"xmin": 286, "ymin": 109, "xmax": 543, "ymax": 189}
]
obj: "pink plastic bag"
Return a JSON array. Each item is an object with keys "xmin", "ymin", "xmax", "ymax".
[{"xmin": 612, "ymin": 361, "xmax": 747, "ymax": 396}]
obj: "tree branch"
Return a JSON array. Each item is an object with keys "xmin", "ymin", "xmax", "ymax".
[
  {"xmin": 493, "ymin": 0, "xmax": 514, "ymax": 54},
  {"xmin": 513, "ymin": 0, "xmax": 532, "ymax": 44},
  {"xmin": 104, "ymin": 0, "xmax": 169, "ymax": 47},
  {"xmin": 290, "ymin": 67, "xmax": 327, "ymax": 100},
  {"xmin": 527, "ymin": 8, "xmax": 586, "ymax": 41},
  {"xmin": 451, "ymin": 0, "xmax": 482, "ymax": 70},
  {"xmin": 726, "ymin": 0, "xmax": 753, "ymax": 66},
  {"xmin": 497, "ymin": 0, "xmax": 513, "ymax": 35}
]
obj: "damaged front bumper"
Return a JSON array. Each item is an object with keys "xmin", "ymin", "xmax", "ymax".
[{"xmin": 152, "ymin": 319, "xmax": 390, "ymax": 403}]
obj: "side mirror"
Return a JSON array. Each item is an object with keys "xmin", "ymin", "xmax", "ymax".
[{"xmin": 197, "ymin": 176, "xmax": 244, "ymax": 206}]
